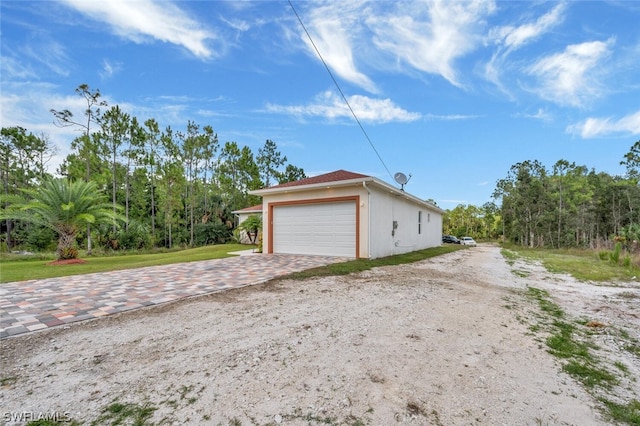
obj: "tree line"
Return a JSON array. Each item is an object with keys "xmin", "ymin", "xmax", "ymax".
[
  {"xmin": 1, "ymin": 84, "xmax": 305, "ymax": 253},
  {"xmin": 444, "ymin": 140, "xmax": 640, "ymax": 249},
  {"xmin": 5, "ymin": 85, "xmax": 639, "ymax": 254}
]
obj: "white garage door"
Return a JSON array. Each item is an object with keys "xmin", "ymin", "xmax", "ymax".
[{"xmin": 272, "ymin": 201, "xmax": 356, "ymax": 257}]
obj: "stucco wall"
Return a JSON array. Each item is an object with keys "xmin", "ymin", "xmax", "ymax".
[{"xmin": 368, "ymin": 189, "xmax": 442, "ymax": 258}]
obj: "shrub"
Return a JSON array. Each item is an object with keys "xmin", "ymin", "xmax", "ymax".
[
  {"xmin": 58, "ymin": 247, "xmax": 78, "ymax": 260},
  {"xmin": 98, "ymin": 231, "xmax": 120, "ymax": 250},
  {"xmin": 194, "ymin": 222, "xmax": 232, "ymax": 246},
  {"xmin": 231, "ymin": 228, "xmax": 242, "ymax": 243},
  {"xmin": 26, "ymin": 226, "xmax": 56, "ymax": 251},
  {"xmin": 118, "ymin": 223, "xmax": 152, "ymax": 250},
  {"xmin": 609, "ymin": 242, "xmax": 622, "ymax": 265}
]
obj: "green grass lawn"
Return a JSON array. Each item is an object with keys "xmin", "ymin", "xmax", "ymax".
[
  {"xmin": 281, "ymin": 244, "xmax": 465, "ymax": 280},
  {"xmin": 0, "ymin": 244, "xmax": 250, "ymax": 283},
  {"xmin": 6, "ymin": 242, "xmax": 632, "ymax": 285},
  {"xmin": 503, "ymin": 244, "xmax": 640, "ymax": 282}
]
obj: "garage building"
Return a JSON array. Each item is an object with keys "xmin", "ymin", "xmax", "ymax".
[{"xmin": 249, "ymin": 170, "xmax": 443, "ymax": 259}]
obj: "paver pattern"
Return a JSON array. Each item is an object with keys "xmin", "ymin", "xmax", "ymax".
[{"xmin": 0, "ymin": 253, "xmax": 347, "ymax": 339}]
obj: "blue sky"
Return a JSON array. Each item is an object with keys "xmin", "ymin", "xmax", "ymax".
[{"xmin": 1, "ymin": 1, "xmax": 640, "ymax": 209}]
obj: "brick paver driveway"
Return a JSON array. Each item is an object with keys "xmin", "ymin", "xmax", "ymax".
[{"xmin": 0, "ymin": 253, "xmax": 348, "ymax": 339}]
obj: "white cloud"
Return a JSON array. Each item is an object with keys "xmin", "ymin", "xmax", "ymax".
[
  {"xmin": 0, "ymin": 54, "xmax": 38, "ymax": 80},
  {"xmin": 491, "ymin": 3, "xmax": 566, "ymax": 52},
  {"xmin": 527, "ymin": 38, "xmax": 615, "ymax": 107},
  {"xmin": 567, "ymin": 110, "xmax": 640, "ymax": 138},
  {"xmin": 266, "ymin": 90, "xmax": 421, "ymax": 123},
  {"xmin": 302, "ymin": 2, "xmax": 377, "ymax": 93},
  {"xmin": 23, "ymin": 40, "xmax": 71, "ymax": 77},
  {"xmin": 220, "ymin": 16, "xmax": 251, "ymax": 33},
  {"xmin": 99, "ymin": 59, "xmax": 122, "ymax": 80},
  {"xmin": 297, "ymin": 0, "xmax": 495, "ymax": 92},
  {"xmin": 424, "ymin": 113, "xmax": 481, "ymax": 121},
  {"xmin": 368, "ymin": 0, "xmax": 496, "ymax": 88},
  {"xmin": 482, "ymin": 56, "xmax": 512, "ymax": 97},
  {"xmin": 514, "ymin": 108, "xmax": 552, "ymax": 122},
  {"xmin": 60, "ymin": 0, "xmax": 217, "ymax": 59},
  {"xmin": 485, "ymin": 3, "xmax": 566, "ymax": 93}
]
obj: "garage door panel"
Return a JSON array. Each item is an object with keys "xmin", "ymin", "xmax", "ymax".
[{"xmin": 272, "ymin": 201, "xmax": 356, "ymax": 257}]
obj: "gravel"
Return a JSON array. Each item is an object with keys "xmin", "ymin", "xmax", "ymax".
[{"xmin": 2, "ymin": 244, "xmax": 638, "ymax": 425}]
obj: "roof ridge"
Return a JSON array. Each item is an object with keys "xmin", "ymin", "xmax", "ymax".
[{"xmin": 266, "ymin": 169, "xmax": 370, "ymax": 189}]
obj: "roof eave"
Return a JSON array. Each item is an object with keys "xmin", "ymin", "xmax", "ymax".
[
  {"xmin": 231, "ymin": 209, "xmax": 263, "ymax": 214},
  {"xmin": 366, "ymin": 178, "xmax": 445, "ymax": 213},
  {"xmin": 249, "ymin": 176, "xmax": 444, "ymax": 214}
]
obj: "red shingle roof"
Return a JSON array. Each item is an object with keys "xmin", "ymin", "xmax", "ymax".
[{"xmin": 267, "ymin": 170, "xmax": 370, "ymax": 189}]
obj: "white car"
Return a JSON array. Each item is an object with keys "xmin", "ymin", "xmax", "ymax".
[{"xmin": 460, "ymin": 237, "xmax": 477, "ymax": 246}]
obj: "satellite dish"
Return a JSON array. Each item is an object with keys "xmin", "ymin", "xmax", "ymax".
[
  {"xmin": 394, "ymin": 172, "xmax": 411, "ymax": 191},
  {"xmin": 394, "ymin": 172, "xmax": 408, "ymax": 185}
]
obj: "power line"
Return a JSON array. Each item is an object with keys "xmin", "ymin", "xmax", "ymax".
[{"xmin": 287, "ymin": 0, "xmax": 394, "ymax": 182}]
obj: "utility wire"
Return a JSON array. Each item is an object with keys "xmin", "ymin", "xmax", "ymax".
[{"xmin": 287, "ymin": 0, "xmax": 394, "ymax": 182}]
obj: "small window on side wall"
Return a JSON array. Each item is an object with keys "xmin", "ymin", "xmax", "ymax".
[{"xmin": 418, "ymin": 210, "xmax": 422, "ymax": 234}]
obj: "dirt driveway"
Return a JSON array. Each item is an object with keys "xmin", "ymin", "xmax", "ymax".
[{"xmin": 1, "ymin": 245, "xmax": 639, "ymax": 425}]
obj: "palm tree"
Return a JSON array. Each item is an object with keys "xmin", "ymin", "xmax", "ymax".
[
  {"xmin": 238, "ymin": 214, "xmax": 262, "ymax": 244},
  {"xmin": 1, "ymin": 178, "xmax": 122, "ymax": 260}
]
